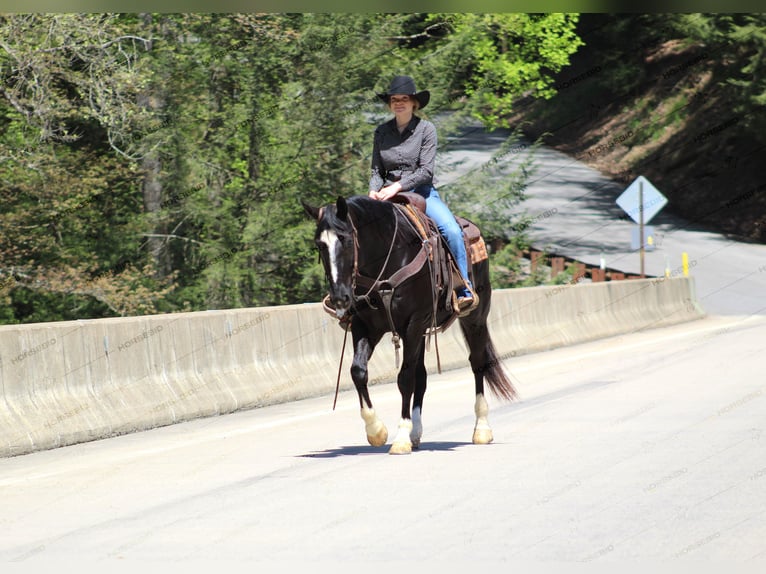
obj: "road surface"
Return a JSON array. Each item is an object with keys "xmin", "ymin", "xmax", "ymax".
[
  {"xmin": 1, "ymin": 314, "xmax": 764, "ymax": 562},
  {"xmin": 437, "ymin": 125, "xmax": 766, "ymax": 317},
  {"xmin": 2, "ymin": 125, "xmax": 765, "ymax": 564}
]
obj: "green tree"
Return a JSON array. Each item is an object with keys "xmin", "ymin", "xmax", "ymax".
[
  {"xmin": 0, "ymin": 14, "xmax": 173, "ymax": 320},
  {"xmin": 416, "ymin": 13, "xmax": 583, "ymax": 128},
  {"xmin": 1, "ymin": 12, "xmax": 585, "ymax": 324},
  {"xmin": 676, "ymin": 14, "xmax": 766, "ymax": 143}
]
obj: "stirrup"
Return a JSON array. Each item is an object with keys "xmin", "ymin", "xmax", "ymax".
[{"xmin": 457, "ymin": 287, "xmax": 479, "ymax": 317}]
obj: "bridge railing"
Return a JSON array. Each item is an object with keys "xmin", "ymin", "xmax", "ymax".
[{"xmin": 0, "ymin": 277, "xmax": 704, "ymax": 458}]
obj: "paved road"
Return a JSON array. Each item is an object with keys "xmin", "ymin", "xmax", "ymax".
[
  {"xmin": 520, "ymin": 144, "xmax": 766, "ymax": 317},
  {"xmin": 2, "ymin": 128, "xmax": 765, "ymax": 563},
  {"xmin": 437, "ymin": 126, "xmax": 766, "ymax": 317},
  {"xmin": 1, "ymin": 314, "xmax": 764, "ymax": 562}
]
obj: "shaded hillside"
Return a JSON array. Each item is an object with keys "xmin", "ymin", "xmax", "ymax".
[{"xmin": 510, "ymin": 13, "xmax": 766, "ymax": 243}]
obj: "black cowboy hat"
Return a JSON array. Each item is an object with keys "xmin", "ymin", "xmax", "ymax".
[{"xmin": 377, "ymin": 75, "xmax": 430, "ymax": 109}]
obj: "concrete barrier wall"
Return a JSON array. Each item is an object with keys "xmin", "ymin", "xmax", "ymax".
[{"xmin": 0, "ymin": 277, "xmax": 703, "ymax": 457}]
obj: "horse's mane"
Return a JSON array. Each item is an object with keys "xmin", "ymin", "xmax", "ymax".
[
  {"xmin": 320, "ymin": 195, "xmax": 392, "ymax": 230},
  {"xmin": 345, "ymin": 195, "xmax": 394, "ymax": 222},
  {"xmin": 348, "ymin": 196, "xmax": 421, "ymax": 241},
  {"xmin": 321, "ymin": 195, "xmax": 420, "ymax": 247}
]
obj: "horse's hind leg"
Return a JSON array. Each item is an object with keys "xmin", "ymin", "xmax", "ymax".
[
  {"xmin": 460, "ymin": 320, "xmax": 494, "ymax": 445},
  {"xmin": 351, "ymin": 326, "xmax": 387, "ymax": 447},
  {"xmin": 472, "ymin": 388, "xmax": 493, "ymax": 445},
  {"xmin": 410, "ymin": 343, "xmax": 427, "ymax": 449}
]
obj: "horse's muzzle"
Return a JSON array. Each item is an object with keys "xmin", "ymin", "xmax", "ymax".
[{"xmin": 331, "ymin": 291, "xmax": 352, "ymax": 318}]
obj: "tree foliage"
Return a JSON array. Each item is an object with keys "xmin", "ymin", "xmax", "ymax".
[
  {"xmin": 0, "ymin": 13, "xmax": 584, "ymax": 324},
  {"xmin": 677, "ymin": 13, "xmax": 766, "ymax": 140}
]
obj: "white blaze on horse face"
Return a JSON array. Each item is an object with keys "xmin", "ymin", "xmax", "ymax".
[{"xmin": 319, "ymin": 229, "xmax": 341, "ymax": 284}]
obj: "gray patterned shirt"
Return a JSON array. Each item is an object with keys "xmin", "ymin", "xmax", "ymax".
[{"xmin": 369, "ymin": 116, "xmax": 437, "ymax": 192}]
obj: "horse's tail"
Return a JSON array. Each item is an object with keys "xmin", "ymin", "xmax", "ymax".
[{"xmin": 483, "ymin": 334, "xmax": 518, "ymax": 402}]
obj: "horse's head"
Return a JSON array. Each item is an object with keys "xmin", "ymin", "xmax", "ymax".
[{"xmin": 302, "ymin": 197, "xmax": 356, "ymax": 318}]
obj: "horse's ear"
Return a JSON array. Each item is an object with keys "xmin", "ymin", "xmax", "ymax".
[
  {"xmin": 301, "ymin": 200, "xmax": 321, "ymax": 221},
  {"xmin": 336, "ymin": 196, "xmax": 348, "ymax": 221}
]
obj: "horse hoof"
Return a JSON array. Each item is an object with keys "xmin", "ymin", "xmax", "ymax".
[
  {"xmin": 472, "ymin": 428, "xmax": 494, "ymax": 445},
  {"xmin": 389, "ymin": 419, "xmax": 413, "ymax": 454},
  {"xmin": 362, "ymin": 407, "xmax": 388, "ymax": 447},
  {"xmin": 367, "ymin": 425, "xmax": 388, "ymax": 447},
  {"xmin": 411, "ymin": 407, "xmax": 423, "ymax": 450},
  {"xmin": 389, "ymin": 441, "xmax": 412, "ymax": 455}
]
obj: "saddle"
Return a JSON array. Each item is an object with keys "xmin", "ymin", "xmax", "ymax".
[
  {"xmin": 390, "ymin": 192, "xmax": 489, "ymax": 294},
  {"xmin": 322, "ymin": 192, "xmax": 489, "ymax": 372}
]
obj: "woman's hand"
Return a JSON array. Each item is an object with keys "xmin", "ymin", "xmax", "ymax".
[{"xmin": 375, "ymin": 182, "xmax": 402, "ymax": 201}]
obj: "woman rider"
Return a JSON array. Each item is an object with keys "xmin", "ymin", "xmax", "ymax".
[{"xmin": 368, "ymin": 75, "xmax": 478, "ymax": 315}]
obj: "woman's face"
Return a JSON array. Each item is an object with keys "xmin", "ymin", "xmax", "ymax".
[{"xmin": 389, "ymin": 95, "xmax": 415, "ymax": 115}]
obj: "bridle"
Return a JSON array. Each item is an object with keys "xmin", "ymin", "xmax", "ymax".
[
  {"xmin": 319, "ymin": 204, "xmax": 402, "ymax": 308},
  {"xmin": 349, "ymin": 212, "xmax": 400, "ymax": 310},
  {"xmin": 321, "ymin": 204, "xmax": 401, "ymax": 410},
  {"xmin": 349, "ymin": 204, "xmax": 437, "ymax": 368},
  {"xmin": 320, "ymin": 201, "xmax": 443, "ymax": 409}
]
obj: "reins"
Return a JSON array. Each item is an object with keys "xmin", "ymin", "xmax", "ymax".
[
  {"xmin": 351, "ymin": 213, "xmax": 399, "ymax": 310},
  {"xmin": 331, "ymin": 209, "xmax": 399, "ymax": 411},
  {"xmin": 332, "ymin": 324, "xmax": 350, "ymax": 410},
  {"xmin": 328, "ymin": 201, "xmax": 445, "ymax": 408}
]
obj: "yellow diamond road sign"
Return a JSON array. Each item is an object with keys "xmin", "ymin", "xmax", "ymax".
[{"xmin": 616, "ymin": 176, "xmax": 668, "ymax": 224}]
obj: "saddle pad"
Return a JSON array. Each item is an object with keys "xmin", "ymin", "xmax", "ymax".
[
  {"xmin": 457, "ymin": 217, "xmax": 489, "ymax": 264},
  {"xmin": 392, "ymin": 196, "xmax": 489, "ymax": 265}
]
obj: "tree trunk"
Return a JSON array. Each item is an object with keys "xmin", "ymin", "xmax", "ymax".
[
  {"xmin": 138, "ymin": 13, "xmax": 171, "ymax": 278},
  {"xmin": 247, "ymin": 96, "xmax": 263, "ymax": 198}
]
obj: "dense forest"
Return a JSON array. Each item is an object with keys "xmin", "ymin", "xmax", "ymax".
[{"xmin": 1, "ymin": 13, "xmax": 764, "ymax": 325}]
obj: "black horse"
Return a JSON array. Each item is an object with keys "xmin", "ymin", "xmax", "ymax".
[{"xmin": 303, "ymin": 195, "xmax": 516, "ymax": 454}]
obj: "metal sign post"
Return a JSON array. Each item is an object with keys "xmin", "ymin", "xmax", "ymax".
[
  {"xmin": 639, "ymin": 178, "xmax": 644, "ymax": 277},
  {"xmin": 616, "ymin": 176, "xmax": 668, "ymax": 277}
]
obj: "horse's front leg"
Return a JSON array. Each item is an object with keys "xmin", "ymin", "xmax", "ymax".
[
  {"xmin": 351, "ymin": 324, "xmax": 387, "ymax": 447},
  {"xmin": 389, "ymin": 334, "xmax": 425, "ymax": 455}
]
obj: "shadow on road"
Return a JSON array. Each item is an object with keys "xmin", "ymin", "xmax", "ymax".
[{"xmin": 298, "ymin": 441, "xmax": 472, "ymax": 458}]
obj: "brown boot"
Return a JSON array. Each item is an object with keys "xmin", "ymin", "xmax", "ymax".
[{"xmin": 457, "ymin": 287, "xmax": 479, "ymax": 317}]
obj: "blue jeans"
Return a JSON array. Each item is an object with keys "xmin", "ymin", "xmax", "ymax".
[{"xmin": 413, "ymin": 184, "xmax": 472, "ymax": 293}]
